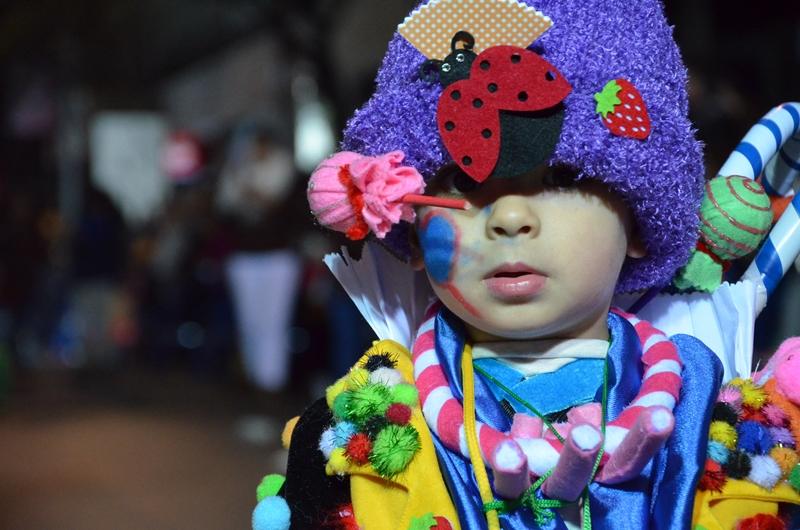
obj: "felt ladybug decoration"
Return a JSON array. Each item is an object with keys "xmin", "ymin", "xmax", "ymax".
[{"xmin": 422, "ymin": 31, "xmax": 572, "ymax": 182}]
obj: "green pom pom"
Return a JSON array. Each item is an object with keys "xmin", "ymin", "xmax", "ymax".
[
  {"xmin": 348, "ymin": 384, "xmax": 393, "ymax": 424},
  {"xmin": 790, "ymin": 464, "xmax": 800, "ymax": 493},
  {"xmin": 332, "ymin": 392, "xmax": 352, "ymax": 421},
  {"xmin": 699, "ymin": 176, "xmax": 772, "ymax": 261},
  {"xmin": 370, "ymin": 424, "xmax": 421, "ymax": 477},
  {"xmin": 391, "ymin": 383, "xmax": 419, "ymax": 407},
  {"xmin": 256, "ymin": 474, "xmax": 286, "ymax": 502},
  {"xmin": 673, "ymin": 249, "xmax": 724, "ymax": 292}
]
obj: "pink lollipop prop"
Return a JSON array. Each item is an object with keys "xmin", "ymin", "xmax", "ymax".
[{"xmin": 308, "ymin": 151, "xmax": 469, "ymax": 240}]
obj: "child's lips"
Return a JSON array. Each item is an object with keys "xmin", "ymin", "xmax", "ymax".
[{"xmin": 483, "ymin": 263, "xmax": 547, "ymax": 301}]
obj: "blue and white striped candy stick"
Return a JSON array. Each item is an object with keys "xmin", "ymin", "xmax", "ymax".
[
  {"xmin": 718, "ymin": 102, "xmax": 800, "ymax": 197},
  {"xmin": 745, "ymin": 193, "xmax": 800, "ymax": 298}
]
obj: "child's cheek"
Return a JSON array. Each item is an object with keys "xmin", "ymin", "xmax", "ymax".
[{"xmin": 419, "ymin": 212, "xmax": 460, "ymax": 284}]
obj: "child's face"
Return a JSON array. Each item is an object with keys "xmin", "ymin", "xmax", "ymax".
[{"xmin": 414, "ymin": 165, "xmax": 642, "ymax": 341}]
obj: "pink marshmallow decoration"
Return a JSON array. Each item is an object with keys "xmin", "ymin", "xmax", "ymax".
[{"xmin": 307, "ymin": 150, "xmax": 425, "ymax": 239}]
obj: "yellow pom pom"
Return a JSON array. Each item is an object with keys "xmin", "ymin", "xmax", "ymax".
[
  {"xmin": 346, "ymin": 368, "xmax": 370, "ymax": 390},
  {"xmin": 709, "ymin": 420, "xmax": 738, "ymax": 449},
  {"xmin": 282, "ymin": 416, "xmax": 299, "ymax": 449},
  {"xmin": 770, "ymin": 446, "xmax": 800, "ymax": 478},
  {"xmin": 326, "ymin": 378, "xmax": 349, "ymax": 409},
  {"xmin": 739, "ymin": 380, "xmax": 768, "ymax": 409},
  {"xmin": 326, "ymin": 448, "xmax": 350, "ymax": 476}
]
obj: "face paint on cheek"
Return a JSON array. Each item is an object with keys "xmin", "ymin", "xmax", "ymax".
[
  {"xmin": 419, "ymin": 212, "xmax": 459, "ymax": 284},
  {"xmin": 419, "ymin": 212, "xmax": 482, "ymax": 318}
]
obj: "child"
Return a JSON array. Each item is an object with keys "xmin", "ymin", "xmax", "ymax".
[{"xmin": 257, "ymin": 1, "xmax": 799, "ymax": 529}]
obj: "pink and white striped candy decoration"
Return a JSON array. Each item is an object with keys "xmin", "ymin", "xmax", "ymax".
[{"xmin": 411, "ymin": 304, "xmax": 683, "ymax": 477}]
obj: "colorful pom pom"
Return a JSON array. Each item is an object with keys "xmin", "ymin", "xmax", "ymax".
[
  {"xmin": 363, "ymin": 353, "xmax": 397, "ymax": 372},
  {"xmin": 698, "ymin": 459, "xmax": 727, "ymax": 492},
  {"xmin": 333, "ymin": 421, "xmax": 357, "ymax": 447},
  {"xmin": 718, "ymin": 385, "xmax": 744, "ymax": 412},
  {"xmin": 712, "ymin": 402, "xmax": 739, "ymax": 425},
  {"xmin": 282, "ymin": 416, "xmax": 299, "ymax": 449},
  {"xmin": 319, "ymin": 427, "xmax": 337, "ymax": 459},
  {"xmin": 762, "ymin": 403, "xmax": 789, "ymax": 427},
  {"xmin": 737, "ymin": 421, "xmax": 774, "ymax": 455},
  {"xmin": 326, "ymin": 447, "xmax": 350, "ymax": 476},
  {"xmin": 347, "ymin": 368, "xmax": 370, "ymax": 390},
  {"xmin": 724, "ymin": 450, "xmax": 752, "ymax": 479},
  {"xmin": 362, "ymin": 416, "xmax": 389, "ymax": 439},
  {"xmin": 768, "ymin": 426, "xmax": 795, "ymax": 448},
  {"xmin": 386, "ymin": 403, "xmax": 413, "ymax": 425},
  {"xmin": 747, "ymin": 455, "xmax": 782, "ymax": 490},
  {"xmin": 348, "ymin": 384, "xmax": 393, "ymax": 424},
  {"xmin": 741, "ymin": 406, "xmax": 768, "ymax": 424},
  {"xmin": 326, "ymin": 378, "xmax": 349, "ymax": 409},
  {"xmin": 369, "ymin": 367, "xmax": 404, "ymax": 387},
  {"xmin": 731, "ymin": 379, "xmax": 768, "ymax": 409},
  {"xmin": 710, "ymin": 420, "xmax": 739, "ymax": 450},
  {"xmin": 708, "ymin": 440, "xmax": 731, "ymax": 465},
  {"xmin": 391, "ymin": 383, "xmax": 419, "ymax": 407},
  {"xmin": 769, "ymin": 446, "xmax": 799, "ymax": 478},
  {"xmin": 345, "ymin": 432, "xmax": 373, "ymax": 465},
  {"xmin": 735, "ymin": 513, "xmax": 786, "ymax": 530},
  {"xmin": 370, "ymin": 424, "xmax": 421, "ymax": 478},
  {"xmin": 332, "ymin": 392, "xmax": 352, "ymax": 421},
  {"xmin": 252, "ymin": 496, "xmax": 291, "ymax": 530},
  {"xmin": 256, "ymin": 474, "xmax": 286, "ymax": 502},
  {"xmin": 790, "ymin": 464, "xmax": 800, "ymax": 492}
]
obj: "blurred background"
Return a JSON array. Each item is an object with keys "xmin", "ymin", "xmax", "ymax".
[{"xmin": 0, "ymin": 1, "xmax": 797, "ymax": 528}]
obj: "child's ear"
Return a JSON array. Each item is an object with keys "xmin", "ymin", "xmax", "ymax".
[{"xmin": 408, "ymin": 225, "xmax": 426, "ymax": 271}]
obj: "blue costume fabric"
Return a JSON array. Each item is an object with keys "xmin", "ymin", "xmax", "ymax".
[{"xmin": 429, "ymin": 308, "xmax": 723, "ymax": 529}]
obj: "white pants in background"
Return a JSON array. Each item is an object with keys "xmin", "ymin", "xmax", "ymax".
[{"xmin": 226, "ymin": 251, "xmax": 301, "ymax": 391}]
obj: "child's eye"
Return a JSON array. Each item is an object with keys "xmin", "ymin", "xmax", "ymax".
[
  {"xmin": 542, "ymin": 166, "xmax": 578, "ymax": 188},
  {"xmin": 429, "ymin": 165, "xmax": 482, "ymax": 196}
]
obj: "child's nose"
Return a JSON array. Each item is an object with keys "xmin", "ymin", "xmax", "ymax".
[{"xmin": 486, "ymin": 195, "xmax": 540, "ymax": 239}]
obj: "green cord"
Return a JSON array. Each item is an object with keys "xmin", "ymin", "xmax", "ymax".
[{"xmin": 476, "ymin": 355, "xmax": 611, "ymax": 530}]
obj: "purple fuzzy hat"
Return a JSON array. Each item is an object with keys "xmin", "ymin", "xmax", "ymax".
[{"xmin": 339, "ymin": 0, "xmax": 704, "ymax": 293}]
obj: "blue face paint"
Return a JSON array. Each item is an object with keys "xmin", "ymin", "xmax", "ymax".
[{"xmin": 419, "ymin": 214, "xmax": 457, "ymax": 284}]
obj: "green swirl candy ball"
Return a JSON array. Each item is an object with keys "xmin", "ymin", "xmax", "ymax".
[{"xmin": 699, "ymin": 176, "xmax": 772, "ymax": 261}]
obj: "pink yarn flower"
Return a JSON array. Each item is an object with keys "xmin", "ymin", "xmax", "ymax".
[
  {"xmin": 307, "ymin": 150, "xmax": 425, "ymax": 240},
  {"xmin": 347, "ymin": 151, "xmax": 425, "ymax": 238}
]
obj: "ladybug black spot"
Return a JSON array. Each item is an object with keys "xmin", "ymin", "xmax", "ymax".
[
  {"xmin": 473, "ymin": 98, "xmax": 483, "ymax": 108},
  {"xmin": 510, "ymin": 53, "xmax": 521, "ymax": 63},
  {"xmin": 545, "ymin": 71, "xmax": 556, "ymax": 81},
  {"xmin": 451, "ymin": 90, "xmax": 461, "ymax": 100},
  {"xmin": 462, "ymin": 156, "xmax": 472, "ymax": 166},
  {"xmin": 487, "ymin": 83, "xmax": 498, "ymax": 93},
  {"xmin": 480, "ymin": 60, "xmax": 490, "ymax": 70},
  {"xmin": 517, "ymin": 91, "xmax": 528, "ymax": 102},
  {"xmin": 445, "ymin": 121, "xmax": 455, "ymax": 131},
  {"xmin": 481, "ymin": 129, "xmax": 492, "ymax": 138}
]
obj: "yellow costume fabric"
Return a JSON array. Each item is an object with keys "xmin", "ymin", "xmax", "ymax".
[
  {"xmin": 334, "ymin": 339, "xmax": 461, "ymax": 530},
  {"xmin": 692, "ymin": 479, "xmax": 800, "ymax": 529}
]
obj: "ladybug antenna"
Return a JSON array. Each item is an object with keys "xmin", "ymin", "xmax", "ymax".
[
  {"xmin": 419, "ymin": 59, "xmax": 443, "ymax": 83},
  {"xmin": 450, "ymin": 31, "xmax": 475, "ymax": 52}
]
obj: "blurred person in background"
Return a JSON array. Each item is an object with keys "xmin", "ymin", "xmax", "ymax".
[{"xmin": 216, "ymin": 125, "xmax": 302, "ymax": 392}]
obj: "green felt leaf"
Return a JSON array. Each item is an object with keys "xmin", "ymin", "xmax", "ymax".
[
  {"xmin": 672, "ymin": 250, "xmax": 723, "ymax": 292},
  {"xmin": 256, "ymin": 474, "xmax": 286, "ymax": 502},
  {"xmin": 408, "ymin": 513, "xmax": 437, "ymax": 530},
  {"xmin": 594, "ymin": 80, "xmax": 621, "ymax": 117}
]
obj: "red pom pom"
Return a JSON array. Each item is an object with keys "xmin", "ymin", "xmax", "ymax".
[
  {"xmin": 433, "ymin": 516, "xmax": 455, "ymax": 530},
  {"xmin": 322, "ymin": 503, "xmax": 359, "ymax": 530},
  {"xmin": 736, "ymin": 513, "xmax": 786, "ymax": 530},
  {"xmin": 344, "ymin": 433, "xmax": 372, "ymax": 465},
  {"xmin": 386, "ymin": 403, "xmax": 412, "ymax": 425},
  {"xmin": 698, "ymin": 459, "xmax": 728, "ymax": 492},
  {"xmin": 741, "ymin": 406, "xmax": 768, "ymax": 424}
]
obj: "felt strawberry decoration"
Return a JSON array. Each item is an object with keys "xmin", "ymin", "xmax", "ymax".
[{"xmin": 594, "ymin": 79, "xmax": 651, "ymax": 140}]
